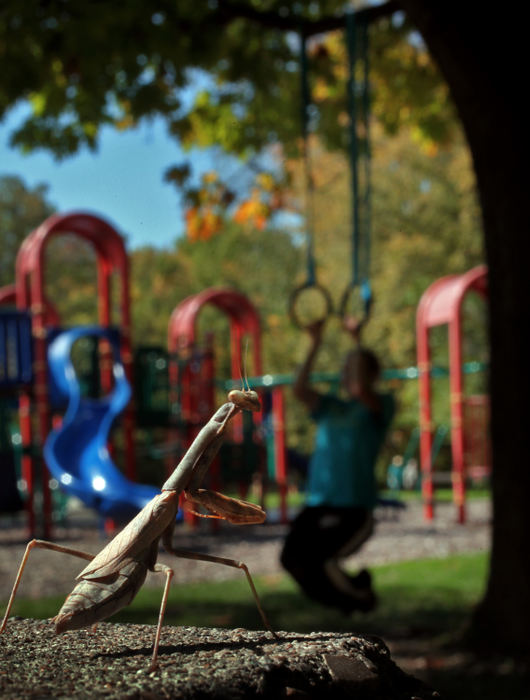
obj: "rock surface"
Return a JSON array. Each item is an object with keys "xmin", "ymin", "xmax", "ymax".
[{"xmin": 0, "ymin": 619, "xmax": 438, "ymax": 699}]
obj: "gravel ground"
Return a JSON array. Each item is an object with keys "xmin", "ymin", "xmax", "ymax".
[{"xmin": 0, "ymin": 499, "xmax": 490, "ymax": 602}]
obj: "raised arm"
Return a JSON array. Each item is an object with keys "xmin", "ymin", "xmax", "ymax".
[{"xmin": 293, "ymin": 320, "xmax": 325, "ymax": 411}]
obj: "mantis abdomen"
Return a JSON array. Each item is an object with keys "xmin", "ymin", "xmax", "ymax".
[{"xmin": 55, "ymin": 559, "xmax": 149, "ymax": 632}]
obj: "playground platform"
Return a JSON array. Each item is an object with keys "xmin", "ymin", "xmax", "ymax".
[{"xmin": 0, "ymin": 498, "xmax": 490, "ymax": 603}]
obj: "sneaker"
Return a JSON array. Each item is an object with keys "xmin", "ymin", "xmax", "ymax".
[
  {"xmin": 348, "ymin": 568, "xmax": 372, "ymax": 590},
  {"xmin": 339, "ymin": 585, "xmax": 378, "ymax": 615},
  {"xmin": 340, "ymin": 590, "xmax": 378, "ymax": 615},
  {"xmin": 342, "ymin": 569, "xmax": 377, "ymax": 614}
]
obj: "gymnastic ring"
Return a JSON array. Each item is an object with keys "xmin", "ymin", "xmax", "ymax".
[
  {"xmin": 338, "ymin": 283, "xmax": 373, "ymax": 329},
  {"xmin": 288, "ymin": 282, "xmax": 334, "ymax": 329}
]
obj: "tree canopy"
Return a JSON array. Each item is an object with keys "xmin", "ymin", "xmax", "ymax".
[{"xmin": 0, "ymin": 1, "xmax": 454, "ymax": 164}]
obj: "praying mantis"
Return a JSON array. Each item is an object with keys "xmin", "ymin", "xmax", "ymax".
[{"xmin": 0, "ymin": 389, "xmax": 274, "ymax": 671}]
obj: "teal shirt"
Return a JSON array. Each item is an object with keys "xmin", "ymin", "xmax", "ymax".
[{"xmin": 306, "ymin": 392, "xmax": 395, "ymax": 509}]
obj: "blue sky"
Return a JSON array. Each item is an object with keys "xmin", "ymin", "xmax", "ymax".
[{"xmin": 0, "ymin": 105, "xmax": 214, "ymax": 250}]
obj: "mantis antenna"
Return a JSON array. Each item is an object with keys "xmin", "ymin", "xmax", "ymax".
[
  {"xmin": 243, "ymin": 337, "xmax": 250, "ymax": 392},
  {"xmin": 237, "ymin": 336, "xmax": 251, "ymax": 392}
]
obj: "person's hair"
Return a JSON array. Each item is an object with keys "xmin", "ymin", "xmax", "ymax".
[{"xmin": 341, "ymin": 347, "xmax": 381, "ymax": 388}]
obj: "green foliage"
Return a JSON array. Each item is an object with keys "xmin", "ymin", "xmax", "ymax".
[
  {"xmin": 180, "ymin": 223, "xmax": 314, "ymax": 453},
  {"xmin": 0, "ymin": 2, "xmax": 454, "ymax": 165},
  {"xmin": 45, "ymin": 235, "xmax": 99, "ymax": 324},
  {"xmin": 0, "ymin": 176, "xmax": 55, "ymax": 288},
  {"xmin": 130, "ymin": 246, "xmax": 190, "ymax": 345}
]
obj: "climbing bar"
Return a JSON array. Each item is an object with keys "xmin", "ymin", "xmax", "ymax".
[{"xmin": 219, "ymin": 362, "xmax": 488, "ymax": 391}]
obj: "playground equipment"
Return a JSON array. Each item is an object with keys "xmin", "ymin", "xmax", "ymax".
[
  {"xmin": 168, "ymin": 287, "xmax": 262, "ymax": 430},
  {"xmin": 3, "ymin": 211, "xmax": 137, "ymax": 537},
  {"xmin": 44, "ymin": 326, "xmax": 159, "ymax": 521},
  {"xmin": 417, "ymin": 264, "xmax": 489, "ymax": 523},
  {"xmin": 2, "ymin": 217, "xmax": 294, "ymax": 532},
  {"xmin": 386, "ymin": 424, "xmax": 449, "ymax": 493},
  {"xmin": 0, "ymin": 308, "xmax": 33, "ymax": 514},
  {"xmin": 288, "ymin": 29, "xmax": 333, "ymax": 327},
  {"xmin": 228, "ymin": 361, "xmax": 489, "ymax": 521},
  {"xmin": 167, "ymin": 288, "xmax": 270, "ymax": 520},
  {"xmin": 338, "ymin": 11, "xmax": 373, "ymax": 327},
  {"xmin": 289, "ymin": 12, "xmax": 373, "ymax": 331}
]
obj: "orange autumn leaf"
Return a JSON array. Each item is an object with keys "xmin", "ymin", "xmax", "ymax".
[
  {"xmin": 200, "ymin": 208, "xmax": 222, "ymax": 240},
  {"xmin": 185, "ymin": 206, "xmax": 201, "ymax": 241},
  {"xmin": 233, "ymin": 199, "xmax": 255, "ymax": 224}
]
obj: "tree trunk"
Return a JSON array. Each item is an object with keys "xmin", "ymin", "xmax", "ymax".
[{"xmin": 397, "ymin": 0, "xmax": 530, "ymax": 653}]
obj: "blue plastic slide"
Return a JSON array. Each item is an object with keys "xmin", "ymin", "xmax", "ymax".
[{"xmin": 44, "ymin": 326, "xmax": 160, "ymax": 521}]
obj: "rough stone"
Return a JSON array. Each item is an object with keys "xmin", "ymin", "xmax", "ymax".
[{"xmin": 0, "ymin": 618, "xmax": 439, "ymax": 699}]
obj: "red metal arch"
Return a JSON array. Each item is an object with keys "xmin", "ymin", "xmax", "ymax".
[
  {"xmin": 168, "ymin": 287, "xmax": 262, "ymax": 379},
  {"xmin": 167, "ymin": 289, "xmax": 263, "ymax": 524},
  {"xmin": 416, "ymin": 265, "xmax": 487, "ymax": 330},
  {"xmin": 0, "ymin": 283, "xmax": 16, "ymax": 306},
  {"xmin": 14, "ymin": 211, "xmax": 134, "ymax": 537},
  {"xmin": 16, "ymin": 212, "xmax": 130, "ymax": 330},
  {"xmin": 417, "ymin": 264, "xmax": 488, "ymax": 523}
]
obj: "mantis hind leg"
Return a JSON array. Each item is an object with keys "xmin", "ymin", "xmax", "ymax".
[
  {"xmin": 0, "ymin": 539, "xmax": 95, "ymax": 633},
  {"xmin": 166, "ymin": 546, "xmax": 276, "ymax": 638}
]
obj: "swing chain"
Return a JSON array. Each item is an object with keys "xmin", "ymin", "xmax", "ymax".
[
  {"xmin": 340, "ymin": 11, "xmax": 373, "ymax": 329},
  {"xmin": 288, "ymin": 29, "xmax": 333, "ymax": 328}
]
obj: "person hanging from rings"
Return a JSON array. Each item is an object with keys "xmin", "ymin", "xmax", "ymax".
[{"xmin": 280, "ymin": 315, "xmax": 395, "ymax": 614}]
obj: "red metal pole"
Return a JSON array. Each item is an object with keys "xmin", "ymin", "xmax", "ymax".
[
  {"xmin": 203, "ymin": 335, "xmax": 218, "ymax": 490},
  {"xmin": 417, "ymin": 323, "xmax": 434, "ymax": 521},
  {"xmin": 449, "ymin": 316, "xmax": 466, "ymax": 524},
  {"xmin": 16, "ymin": 259, "xmax": 37, "ymax": 538},
  {"xmin": 32, "ymin": 262, "xmax": 52, "ymax": 539},
  {"xmin": 272, "ymin": 386, "xmax": 288, "ymax": 524},
  {"xmin": 18, "ymin": 393, "xmax": 35, "ymax": 537},
  {"xmin": 230, "ymin": 322, "xmax": 243, "ymax": 443},
  {"xmin": 97, "ymin": 260, "xmax": 113, "ymax": 393}
]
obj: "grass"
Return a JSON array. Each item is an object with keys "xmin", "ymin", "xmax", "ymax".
[
  {"xmin": 379, "ymin": 487, "xmax": 491, "ymax": 503},
  {"xmin": 238, "ymin": 486, "xmax": 491, "ymax": 511},
  {"xmin": 6, "ymin": 551, "xmax": 488, "ymax": 636}
]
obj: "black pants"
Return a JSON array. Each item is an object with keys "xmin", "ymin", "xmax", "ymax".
[{"xmin": 280, "ymin": 505, "xmax": 374, "ymax": 611}]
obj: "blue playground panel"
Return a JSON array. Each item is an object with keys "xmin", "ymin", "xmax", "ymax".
[
  {"xmin": 44, "ymin": 326, "xmax": 161, "ymax": 521},
  {"xmin": 0, "ymin": 310, "xmax": 33, "ymax": 388}
]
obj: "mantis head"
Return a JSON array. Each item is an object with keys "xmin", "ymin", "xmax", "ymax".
[{"xmin": 228, "ymin": 389, "xmax": 261, "ymax": 412}]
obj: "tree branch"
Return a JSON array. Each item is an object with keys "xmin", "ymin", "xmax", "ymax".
[{"xmin": 216, "ymin": 1, "xmax": 400, "ymax": 36}]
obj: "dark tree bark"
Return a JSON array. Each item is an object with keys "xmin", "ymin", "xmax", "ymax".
[{"xmin": 397, "ymin": 0, "xmax": 530, "ymax": 653}]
